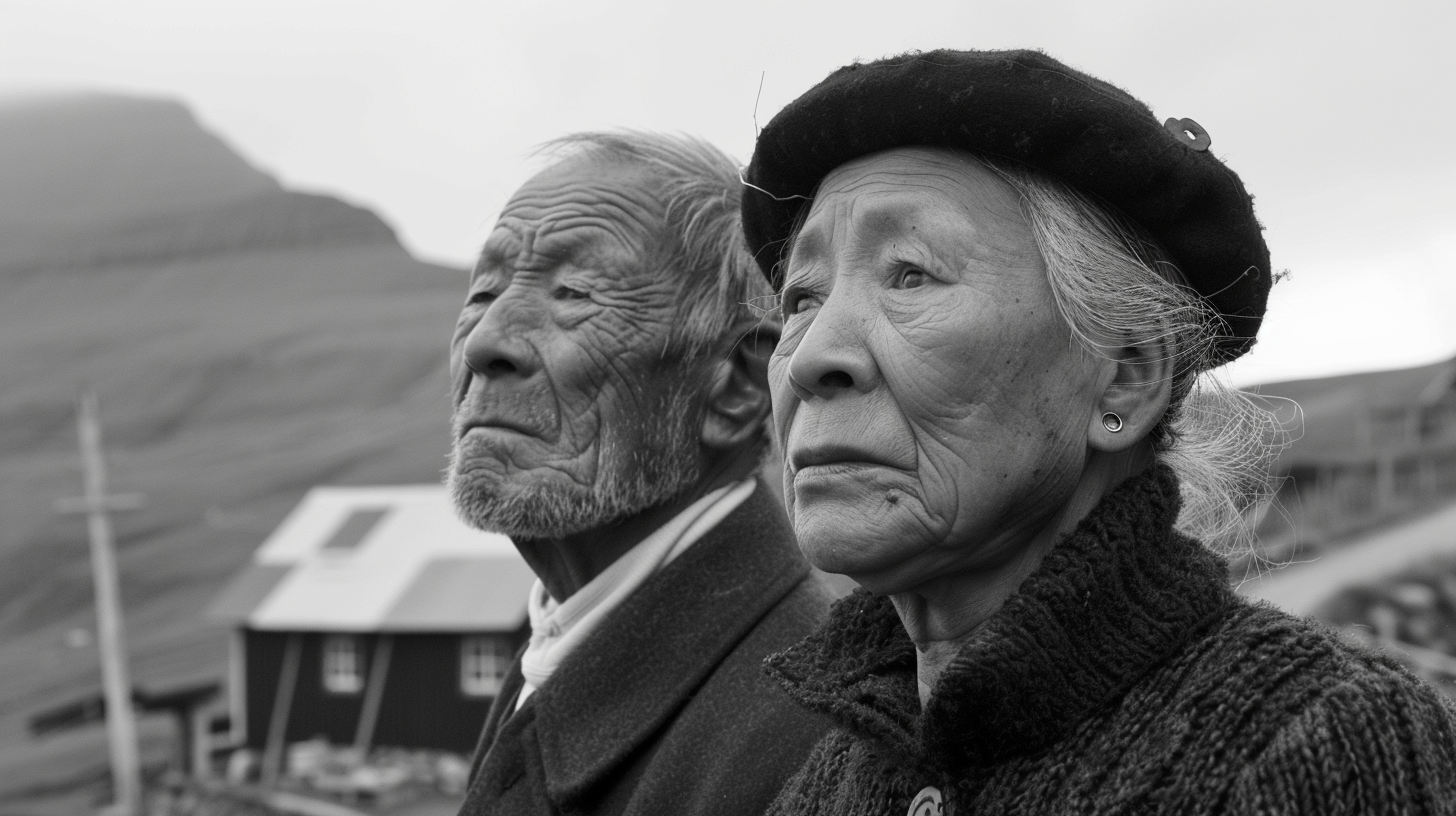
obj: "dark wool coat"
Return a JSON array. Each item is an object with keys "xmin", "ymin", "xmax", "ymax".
[
  {"xmin": 765, "ymin": 466, "xmax": 1456, "ymax": 816},
  {"xmin": 460, "ymin": 483, "xmax": 836, "ymax": 816}
]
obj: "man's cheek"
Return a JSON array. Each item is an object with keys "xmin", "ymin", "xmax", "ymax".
[{"xmin": 448, "ymin": 359, "xmax": 471, "ymax": 405}]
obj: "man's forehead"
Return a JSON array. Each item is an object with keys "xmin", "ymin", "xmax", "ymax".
[
  {"xmin": 475, "ymin": 154, "xmax": 674, "ymax": 281},
  {"xmin": 499, "ymin": 153, "xmax": 665, "ymax": 221}
]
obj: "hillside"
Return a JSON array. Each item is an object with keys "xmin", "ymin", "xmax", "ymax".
[
  {"xmin": 0, "ymin": 94, "xmax": 469, "ymax": 799},
  {"xmin": 0, "ymin": 93, "xmax": 395, "ymax": 276}
]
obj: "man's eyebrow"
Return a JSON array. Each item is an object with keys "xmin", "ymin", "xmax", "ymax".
[
  {"xmin": 470, "ymin": 245, "xmax": 504, "ymax": 278},
  {"xmin": 475, "ymin": 223, "xmax": 615, "ymax": 280},
  {"xmin": 527, "ymin": 225, "xmax": 595, "ymax": 254},
  {"xmin": 475, "ymin": 227, "xmax": 517, "ymax": 265}
]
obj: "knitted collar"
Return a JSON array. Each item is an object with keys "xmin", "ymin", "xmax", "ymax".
[{"xmin": 763, "ymin": 464, "xmax": 1234, "ymax": 772}]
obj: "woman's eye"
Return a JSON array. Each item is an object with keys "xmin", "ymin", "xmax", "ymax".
[
  {"xmin": 896, "ymin": 268, "xmax": 926, "ymax": 289},
  {"xmin": 553, "ymin": 285, "xmax": 592, "ymax": 301},
  {"xmin": 781, "ymin": 290, "xmax": 810, "ymax": 316}
]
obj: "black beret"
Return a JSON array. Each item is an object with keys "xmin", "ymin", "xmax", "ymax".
[{"xmin": 741, "ymin": 49, "xmax": 1271, "ymax": 364}]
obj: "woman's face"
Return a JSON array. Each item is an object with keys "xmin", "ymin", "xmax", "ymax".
[{"xmin": 771, "ymin": 147, "xmax": 1110, "ymax": 594}]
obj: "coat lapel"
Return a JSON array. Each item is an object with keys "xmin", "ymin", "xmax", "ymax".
[
  {"xmin": 467, "ymin": 655, "xmax": 527, "ymax": 785},
  {"xmin": 528, "ymin": 482, "xmax": 811, "ymax": 807}
]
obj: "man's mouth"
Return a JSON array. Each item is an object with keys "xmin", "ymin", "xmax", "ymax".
[{"xmin": 461, "ymin": 418, "xmax": 541, "ymax": 439}]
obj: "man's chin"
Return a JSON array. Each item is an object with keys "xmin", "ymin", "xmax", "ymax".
[
  {"xmin": 447, "ymin": 458, "xmax": 701, "ymax": 541},
  {"xmin": 447, "ymin": 467, "xmax": 571, "ymax": 539},
  {"xmin": 446, "ymin": 406, "xmax": 703, "ymax": 540},
  {"xmin": 448, "ymin": 469, "xmax": 631, "ymax": 540}
]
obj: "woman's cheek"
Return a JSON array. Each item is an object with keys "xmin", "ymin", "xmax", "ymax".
[{"xmin": 767, "ymin": 358, "xmax": 795, "ymax": 418}]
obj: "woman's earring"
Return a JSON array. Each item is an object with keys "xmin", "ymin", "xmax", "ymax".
[{"xmin": 1101, "ymin": 412, "xmax": 1124, "ymax": 433}]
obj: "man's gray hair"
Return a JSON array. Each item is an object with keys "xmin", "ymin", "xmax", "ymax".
[
  {"xmin": 540, "ymin": 131, "xmax": 773, "ymax": 360},
  {"xmin": 984, "ymin": 158, "xmax": 1291, "ymax": 558}
]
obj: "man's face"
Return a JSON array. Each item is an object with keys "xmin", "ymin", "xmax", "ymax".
[{"xmin": 447, "ymin": 155, "xmax": 705, "ymax": 539}]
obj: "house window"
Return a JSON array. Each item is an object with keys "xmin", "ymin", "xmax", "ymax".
[
  {"xmin": 322, "ymin": 635, "xmax": 365, "ymax": 694},
  {"xmin": 460, "ymin": 635, "xmax": 513, "ymax": 697}
]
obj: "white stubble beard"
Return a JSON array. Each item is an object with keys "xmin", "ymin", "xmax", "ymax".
[{"xmin": 446, "ymin": 381, "xmax": 704, "ymax": 539}]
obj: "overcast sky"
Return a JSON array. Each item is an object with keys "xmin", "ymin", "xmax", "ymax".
[{"xmin": 2, "ymin": 0, "xmax": 1453, "ymax": 386}]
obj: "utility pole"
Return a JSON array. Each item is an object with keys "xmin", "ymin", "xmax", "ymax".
[{"xmin": 54, "ymin": 393, "xmax": 145, "ymax": 816}]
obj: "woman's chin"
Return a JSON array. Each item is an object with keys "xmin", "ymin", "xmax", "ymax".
[{"xmin": 792, "ymin": 508, "xmax": 933, "ymax": 592}]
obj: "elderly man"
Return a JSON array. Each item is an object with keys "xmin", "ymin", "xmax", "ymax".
[{"xmin": 447, "ymin": 131, "xmax": 834, "ymax": 815}]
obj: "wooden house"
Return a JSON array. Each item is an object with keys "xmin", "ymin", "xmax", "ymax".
[
  {"xmin": 1255, "ymin": 355, "xmax": 1456, "ymax": 554},
  {"xmin": 208, "ymin": 486, "xmax": 533, "ymax": 761}
]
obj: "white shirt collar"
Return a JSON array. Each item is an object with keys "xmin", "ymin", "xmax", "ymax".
[{"xmin": 515, "ymin": 478, "xmax": 757, "ymax": 709}]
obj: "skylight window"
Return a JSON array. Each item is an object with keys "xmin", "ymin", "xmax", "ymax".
[{"xmin": 321, "ymin": 508, "xmax": 390, "ymax": 551}]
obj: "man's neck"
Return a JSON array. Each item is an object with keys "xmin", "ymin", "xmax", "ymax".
[{"xmin": 515, "ymin": 445, "xmax": 761, "ymax": 602}]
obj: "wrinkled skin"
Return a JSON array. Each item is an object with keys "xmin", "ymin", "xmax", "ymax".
[
  {"xmin": 772, "ymin": 147, "xmax": 1118, "ymax": 607},
  {"xmin": 773, "ymin": 146, "xmax": 1174, "ymax": 703},
  {"xmin": 447, "ymin": 155, "xmax": 711, "ymax": 592}
]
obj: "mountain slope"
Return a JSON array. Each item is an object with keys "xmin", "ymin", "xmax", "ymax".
[
  {"xmin": 0, "ymin": 93, "xmax": 395, "ymax": 275},
  {"xmin": 0, "ymin": 94, "xmax": 470, "ymax": 797}
]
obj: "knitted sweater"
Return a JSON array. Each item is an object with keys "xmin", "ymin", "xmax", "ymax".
[{"xmin": 764, "ymin": 466, "xmax": 1456, "ymax": 815}]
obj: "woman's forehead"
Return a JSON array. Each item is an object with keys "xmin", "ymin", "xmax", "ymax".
[
  {"xmin": 816, "ymin": 147, "xmax": 1019, "ymax": 209},
  {"xmin": 792, "ymin": 147, "xmax": 1030, "ymax": 262}
]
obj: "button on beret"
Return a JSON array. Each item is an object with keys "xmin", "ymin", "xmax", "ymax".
[{"xmin": 741, "ymin": 48, "xmax": 1271, "ymax": 364}]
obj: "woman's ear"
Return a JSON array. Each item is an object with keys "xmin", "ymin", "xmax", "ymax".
[
  {"xmin": 1089, "ymin": 338, "xmax": 1175, "ymax": 453},
  {"xmin": 702, "ymin": 320, "xmax": 781, "ymax": 450}
]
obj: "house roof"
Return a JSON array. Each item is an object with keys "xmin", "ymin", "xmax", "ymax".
[
  {"xmin": 1252, "ymin": 355, "xmax": 1456, "ymax": 468},
  {"xmin": 208, "ymin": 485, "xmax": 533, "ymax": 632}
]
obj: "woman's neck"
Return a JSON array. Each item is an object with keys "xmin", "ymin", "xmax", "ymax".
[{"xmin": 892, "ymin": 448, "xmax": 1152, "ymax": 708}]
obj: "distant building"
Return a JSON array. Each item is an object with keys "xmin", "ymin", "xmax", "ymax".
[
  {"xmin": 209, "ymin": 486, "xmax": 532, "ymax": 759},
  {"xmin": 1256, "ymin": 356, "xmax": 1456, "ymax": 554}
]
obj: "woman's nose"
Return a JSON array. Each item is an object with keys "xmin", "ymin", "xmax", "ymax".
[
  {"xmin": 461, "ymin": 294, "xmax": 541, "ymax": 379},
  {"xmin": 785, "ymin": 294, "xmax": 877, "ymax": 400}
]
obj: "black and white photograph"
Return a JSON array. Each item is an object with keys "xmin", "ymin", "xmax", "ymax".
[{"xmin": 2, "ymin": 2, "xmax": 1455, "ymax": 814}]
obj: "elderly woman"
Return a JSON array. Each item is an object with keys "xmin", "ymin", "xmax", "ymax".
[{"xmin": 740, "ymin": 50, "xmax": 1456, "ymax": 815}]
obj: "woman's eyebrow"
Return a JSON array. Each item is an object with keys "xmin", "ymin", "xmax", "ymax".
[
  {"xmin": 855, "ymin": 204, "xmax": 918, "ymax": 245},
  {"xmin": 788, "ymin": 224, "xmax": 827, "ymax": 270}
]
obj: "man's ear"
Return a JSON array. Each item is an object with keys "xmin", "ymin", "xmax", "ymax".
[
  {"xmin": 702, "ymin": 319, "xmax": 781, "ymax": 450},
  {"xmin": 1088, "ymin": 339, "xmax": 1175, "ymax": 453}
]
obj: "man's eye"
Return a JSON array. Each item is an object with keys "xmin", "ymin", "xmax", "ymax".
[
  {"xmin": 896, "ymin": 268, "xmax": 926, "ymax": 289},
  {"xmin": 466, "ymin": 290, "xmax": 497, "ymax": 306},
  {"xmin": 553, "ymin": 285, "xmax": 592, "ymax": 301}
]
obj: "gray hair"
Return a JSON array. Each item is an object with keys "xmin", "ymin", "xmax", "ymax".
[
  {"xmin": 539, "ymin": 131, "xmax": 774, "ymax": 360},
  {"xmin": 983, "ymin": 158, "xmax": 1289, "ymax": 557}
]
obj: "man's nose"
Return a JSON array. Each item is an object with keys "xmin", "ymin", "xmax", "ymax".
[{"xmin": 461, "ymin": 293, "xmax": 541, "ymax": 379}]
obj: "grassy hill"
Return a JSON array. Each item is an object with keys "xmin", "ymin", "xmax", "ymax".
[{"xmin": 0, "ymin": 93, "xmax": 469, "ymax": 801}]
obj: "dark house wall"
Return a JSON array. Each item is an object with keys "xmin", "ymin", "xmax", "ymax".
[
  {"xmin": 375, "ymin": 634, "xmax": 491, "ymax": 751},
  {"xmin": 244, "ymin": 630, "xmax": 362, "ymax": 749},
  {"xmin": 243, "ymin": 627, "xmax": 526, "ymax": 754}
]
